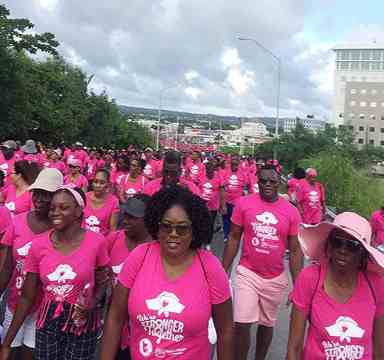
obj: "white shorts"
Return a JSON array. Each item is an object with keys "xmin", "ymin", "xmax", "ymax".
[{"xmin": 2, "ymin": 306, "xmax": 36, "ymax": 348}]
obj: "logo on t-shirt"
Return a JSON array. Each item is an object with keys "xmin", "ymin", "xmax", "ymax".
[
  {"xmin": 308, "ymin": 190, "xmax": 319, "ymax": 208},
  {"xmin": 228, "ymin": 175, "xmax": 238, "ymax": 189},
  {"xmin": 322, "ymin": 316, "xmax": 365, "ymax": 360},
  {"xmin": 325, "ymin": 316, "xmax": 365, "ymax": 343},
  {"xmin": 251, "ymin": 212, "xmax": 280, "ymax": 254},
  {"xmin": 144, "ymin": 164, "xmax": 153, "ymax": 176},
  {"xmin": 85, "ymin": 215, "xmax": 100, "ymax": 233},
  {"xmin": 146, "ymin": 291, "xmax": 185, "ymax": 317},
  {"xmin": 0, "ymin": 163, "xmax": 9, "ymax": 176},
  {"xmin": 5, "ymin": 202, "xmax": 15, "ymax": 212},
  {"xmin": 112, "ymin": 263, "xmax": 123, "ymax": 275},
  {"xmin": 46, "ymin": 264, "xmax": 77, "ymax": 301},
  {"xmin": 125, "ymin": 188, "xmax": 137, "ymax": 197},
  {"xmin": 17, "ymin": 242, "xmax": 32, "ymax": 257}
]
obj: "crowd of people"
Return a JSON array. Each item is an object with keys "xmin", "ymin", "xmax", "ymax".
[{"xmin": 0, "ymin": 138, "xmax": 382, "ymax": 360}]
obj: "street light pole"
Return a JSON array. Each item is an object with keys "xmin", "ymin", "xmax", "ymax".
[
  {"xmin": 238, "ymin": 37, "xmax": 281, "ymax": 139},
  {"xmin": 156, "ymin": 83, "xmax": 181, "ymax": 151}
]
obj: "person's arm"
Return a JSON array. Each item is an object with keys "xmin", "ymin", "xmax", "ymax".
[
  {"xmin": 288, "ymin": 235, "xmax": 303, "ymax": 284},
  {"xmin": 100, "ymin": 283, "xmax": 129, "ymax": 360},
  {"xmin": 286, "ymin": 304, "xmax": 307, "ymax": 360},
  {"xmin": 212, "ymin": 299, "xmax": 234, "ymax": 360},
  {"xmin": 109, "ymin": 212, "xmax": 119, "ymax": 232},
  {"xmin": 1, "ymin": 273, "xmax": 40, "ymax": 349},
  {"xmin": 0, "ymin": 245, "xmax": 13, "ymax": 296},
  {"xmin": 222, "ymin": 223, "xmax": 243, "ymax": 273},
  {"xmin": 219, "ymin": 186, "xmax": 226, "ymax": 214},
  {"xmin": 374, "ymin": 315, "xmax": 384, "ymax": 359}
]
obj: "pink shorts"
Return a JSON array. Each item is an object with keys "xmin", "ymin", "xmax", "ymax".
[{"xmin": 233, "ymin": 265, "xmax": 288, "ymax": 327}]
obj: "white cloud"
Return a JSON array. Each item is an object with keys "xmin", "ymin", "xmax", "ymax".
[
  {"xmin": 184, "ymin": 87, "xmax": 201, "ymax": 99},
  {"xmin": 221, "ymin": 48, "xmax": 242, "ymax": 69},
  {"xmin": 185, "ymin": 70, "xmax": 199, "ymax": 82}
]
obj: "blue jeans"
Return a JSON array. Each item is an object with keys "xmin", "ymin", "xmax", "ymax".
[{"xmin": 222, "ymin": 203, "xmax": 234, "ymax": 240}]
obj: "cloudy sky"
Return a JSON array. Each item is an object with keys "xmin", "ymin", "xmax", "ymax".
[{"xmin": 5, "ymin": 0, "xmax": 384, "ymax": 120}]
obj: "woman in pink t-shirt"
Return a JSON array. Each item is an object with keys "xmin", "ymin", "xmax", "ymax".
[
  {"xmin": 0, "ymin": 186, "xmax": 110, "ymax": 360},
  {"xmin": 287, "ymin": 212, "xmax": 384, "ymax": 359},
  {"xmin": 83, "ymin": 169, "xmax": 119, "ymax": 236},
  {"xmin": 3, "ymin": 160, "xmax": 39, "ymax": 216},
  {"xmin": 106, "ymin": 194, "xmax": 152, "ymax": 359},
  {"xmin": 64, "ymin": 158, "xmax": 88, "ymax": 193},
  {"xmin": 100, "ymin": 186, "xmax": 233, "ymax": 360},
  {"xmin": 118, "ymin": 158, "xmax": 146, "ymax": 202},
  {"xmin": 0, "ymin": 168, "xmax": 63, "ymax": 360}
]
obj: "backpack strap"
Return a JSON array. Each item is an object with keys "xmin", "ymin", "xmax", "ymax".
[
  {"xmin": 363, "ymin": 271, "xmax": 377, "ymax": 305},
  {"xmin": 308, "ymin": 264, "xmax": 321, "ymax": 323}
]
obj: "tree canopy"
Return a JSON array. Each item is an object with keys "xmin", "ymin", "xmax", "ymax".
[{"xmin": 0, "ymin": 5, "xmax": 153, "ymax": 148}]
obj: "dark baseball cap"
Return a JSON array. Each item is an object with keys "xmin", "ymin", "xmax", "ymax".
[{"xmin": 120, "ymin": 197, "xmax": 147, "ymax": 218}]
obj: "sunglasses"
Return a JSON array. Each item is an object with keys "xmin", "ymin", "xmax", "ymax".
[
  {"xmin": 330, "ymin": 235, "xmax": 363, "ymax": 253},
  {"xmin": 159, "ymin": 221, "xmax": 192, "ymax": 236}
]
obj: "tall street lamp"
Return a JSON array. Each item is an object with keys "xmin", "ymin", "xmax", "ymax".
[
  {"xmin": 238, "ymin": 37, "xmax": 281, "ymax": 139},
  {"xmin": 156, "ymin": 83, "xmax": 181, "ymax": 151}
]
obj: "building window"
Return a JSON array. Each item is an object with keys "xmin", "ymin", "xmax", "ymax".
[
  {"xmin": 361, "ymin": 89, "xmax": 367, "ymax": 95},
  {"xmin": 362, "ymin": 51, "xmax": 370, "ymax": 60},
  {"xmin": 381, "ymin": 140, "xmax": 384, "ymax": 146},
  {"xmin": 370, "ymin": 140, "xmax": 374, "ymax": 145},
  {"xmin": 341, "ymin": 51, "xmax": 350, "ymax": 60},
  {"xmin": 382, "ymin": 102, "xmax": 384, "ymax": 107},
  {"xmin": 349, "ymin": 126, "xmax": 354, "ymax": 131},
  {"xmin": 339, "ymin": 113, "xmax": 343, "ymax": 118},
  {"xmin": 350, "ymin": 89, "xmax": 357, "ymax": 94},
  {"xmin": 360, "ymin": 101, "xmax": 367, "ymax": 107},
  {"xmin": 360, "ymin": 114, "xmax": 365, "ymax": 119},
  {"xmin": 341, "ymin": 76, "xmax": 347, "ymax": 81},
  {"xmin": 370, "ymin": 127, "xmax": 375, "ymax": 132},
  {"xmin": 358, "ymin": 139, "xmax": 364, "ymax": 144},
  {"xmin": 371, "ymin": 62, "xmax": 380, "ymax": 71},
  {"xmin": 350, "ymin": 101, "xmax": 356, "ymax": 106},
  {"xmin": 371, "ymin": 115, "xmax": 376, "ymax": 120},
  {"xmin": 381, "ymin": 128, "xmax": 384, "ymax": 133},
  {"xmin": 359, "ymin": 126, "xmax": 364, "ymax": 131},
  {"xmin": 340, "ymin": 62, "xmax": 349, "ymax": 70},
  {"xmin": 382, "ymin": 115, "xmax": 384, "ymax": 121},
  {"xmin": 351, "ymin": 62, "xmax": 360, "ymax": 70},
  {"xmin": 371, "ymin": 102, "xmax": 377, "ymax": 107},
  {"xmin": 371, "ymin": 89, "xmax": 378, "ymax": 95}
]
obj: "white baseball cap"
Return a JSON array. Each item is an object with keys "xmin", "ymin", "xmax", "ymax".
[{"xmin": 29, "ymin": 168, "xmax": 64, "ymax": 192}]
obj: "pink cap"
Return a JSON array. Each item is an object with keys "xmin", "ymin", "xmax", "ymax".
[
  {"xmin": 306, "ymin": 168, "xmax": 317, "ymax": 177},
  {"xmin": 67, "ymin": 158, "xmax": 83, "ymax": 168}
]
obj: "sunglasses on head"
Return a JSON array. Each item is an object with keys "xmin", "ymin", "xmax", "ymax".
[
  {"xmin": 330, "ymin": 235, "xmax": 363, "ymax": 253},
  {"xmin": 158, "ymin": 221, "xmax": 192, "ymax": 236}
]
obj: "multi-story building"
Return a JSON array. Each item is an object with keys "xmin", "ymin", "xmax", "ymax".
[
  {"xmin": 343, "ymin": 82, "xmax": 384, "ymax": 146},
  {"xmin": 282, "ymin": 117, "xmax": 325, "ymax": 133},
  {"xmin": 332, "ymin": 43, "xmax": 384, "ymax": 129}
]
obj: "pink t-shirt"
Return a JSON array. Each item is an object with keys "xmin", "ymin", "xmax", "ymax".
[
  {"xmin": 73, "ymin": 149, "xmax": 88, "ymax": 163},
  {"xmin": 291, "ymin": 263, "xmax": 384, "ymax": 360},
  {"xmin": 24, "ymin": 230, "xmax": 109, "ymax": 332},
  {"xmin": 43, "ymin": 160, "xmax": 66, "ymax": 174},
  {"xmin": 1, "ymin": 212, "xmax": 44, "ymax": 313},
  {"xmin": 0, "ymin": 157, "xmax": 16, "ymax": 184},
  {"xmin": 143, "ymin": 159, "xmax": 159, "ymax": 180},
  {"xmin": 143, "ymin": 178, "xmax": 201, "ymax": 197},
  {"xmin": 248, "ymin": 173, "xmax": 259, "ymax": 194},
  {"xmin": 370, "ymin": 210, "xmax": 384, "ymax": 246},
  {"xmin": 83, "ymin": 192, "xmax": 119, "ymax": 235},
  {"xmin": 111, "ymin": 170, "xmax": 129, "ymax": 185},
  {"xmin": 64, "ymin": 174, "xmax": 89, "ymax": 190},
  {"xmin": 186, "ymin": 161, "xmax": 205, "ymax": 184},
  {"xmin": 287, "ymin": 178, "xmax": 300, "ymax": 202},
  {"xmin": 4, "ymin": 185, "xmax": 33, "ymax": 215},
  {"xmin": 198, "ymin": 174, "xmax": 222, "ymax": 211},
  {"xmin": 296, "ymin": 180, "xmax": 325, "ymax": 225},
  {"xmin": 118, "ymin": 242, "xmax": 230, "ymax": 360},
  {"xmin": 121, "ymin": 175, "xmax": 146, "ymax": 198},
  {"xmin": 85, "ymin": 158, "xmax": 98, "ymax": 180},
  {"xmin": 0, "ymin": 206, "xmax": 11, "ymax": 234},
  {"xmin": 221, "ymin": 170, "xmax": 248, "ymax": 204},
  {"xmin": 231, "ymin": 193, "xmax": 301, "ymax": 278},
  {"xmin": 106, "ymin": 231, "xmax": 131, "ymax": 280},
  {"xmin": 23, "ymin": 153, "xmax": 42, "ymax": 165}
]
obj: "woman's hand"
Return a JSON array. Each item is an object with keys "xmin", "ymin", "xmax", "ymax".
[{"xmin": 0, "ymin": 345, "xmax": 11, "ymax": 360}]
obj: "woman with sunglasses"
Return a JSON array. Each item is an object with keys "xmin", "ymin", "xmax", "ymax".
[
  {"xmin": 64, "ymin": 158, "xmax": 88, "ymax": 193},
  {"xmin": 0, "ymin": 168, "xmax": 63, "ymax": 360},
  {"xmin": 287, "ymin": 212, "xmax": 384, "ymax": 359},
  {"xmin": 83, "ymin": 169, "xmax": 119, "ymax": 236},
  {"xmin": 0, "ymin": 186, "xmax": 109, "ymax": 360},
  {"xmin": 100, "ymin": 186, "xmax": 233, "ymax": 360}
]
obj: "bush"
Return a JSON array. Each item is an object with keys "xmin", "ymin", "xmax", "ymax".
[{"xmin": 299, "ymin": 150, "xmax": 384, "ymax": 218}]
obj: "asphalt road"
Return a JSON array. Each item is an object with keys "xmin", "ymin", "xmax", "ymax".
[{"xmin": 210, "ymin": 219, "xmax": 291, "ymax": 360}]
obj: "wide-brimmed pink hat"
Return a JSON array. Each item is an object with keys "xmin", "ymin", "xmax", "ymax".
[
  {"xmin": 298, "ymin": 212, "xmax": 384, "ymax": 275},
  {"xmin": 67, "ymin": 158, "xmax": 83, "ymax": 169}
]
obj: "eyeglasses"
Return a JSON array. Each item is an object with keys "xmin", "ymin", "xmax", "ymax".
[
  {"xmin": 259, "ymin": 178, "xmax": 279, "ymax": 185},
  {"xmin": 159, "ymin": 221, "xmax": 192, "ymax": 236},
  {"xmin": 330, "ymin": 235, "xmax": 363, "ymax": 253}
]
